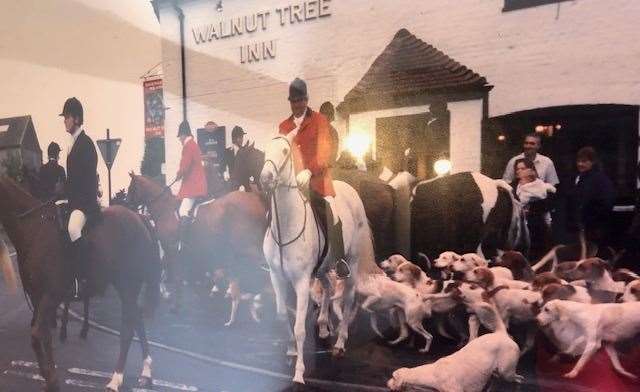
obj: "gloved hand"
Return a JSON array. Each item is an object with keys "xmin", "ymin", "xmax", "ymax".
[{"xmin": 296, "ymin": 169, "xmax": 312, "ymax": 188}]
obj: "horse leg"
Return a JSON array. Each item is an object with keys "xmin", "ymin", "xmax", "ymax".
[
  {"xmin": 333, "ymin": 276, "xmax": 356, "ymax": 356},
  {"xmin": 316, "ymin": 274, "xmax": 331, "ymax": 339},
  {"xmin": 59, "ymin": 301, "xmax": 69, "ymax": 342},
  {"xmin": 80, "ymin": 297, "xmax": 90, "ymax": 339},
  {"xmin": 34, "ymin": 296, "xmax": 60, "ymax": 392},
  {"xmin": 292, "ymin": 277, "xmax": 311, "ymax": 384},
  {"xmin": 268, "ymin": 268, "xmax": 295, "ymax": 356},
  {"xmin": 133, "ymin": 309, "xmax": 153, "ymax": 388},
  {"xmin": 106, "ymin": 298, "xmax": 136, "ymax": 392}
]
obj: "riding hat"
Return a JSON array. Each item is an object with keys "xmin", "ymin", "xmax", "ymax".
[
  {"xmin": 177, "ymin": 120, "xmax": 192, "ymax": 137},
  {"xmin": 231, "ymin": 126, "xmax": 246, "ymax": 139},
  {"xmin": 288, "ymin": 78, "xmax": 308, "ymax": 102},
  {"xmin": 59, "ymin": 97, "xmax": 84, "ymax": 124},
  {"xmin": 47, "ymin": 142, "xmax": 62, "ymax": 158}
]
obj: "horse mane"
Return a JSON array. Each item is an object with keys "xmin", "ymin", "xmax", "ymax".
[{"xmin": 0, "ymin": 176, "xmax": 40, "ymax": 211}]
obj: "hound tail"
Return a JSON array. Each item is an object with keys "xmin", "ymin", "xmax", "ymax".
[
  {"xmin": 0, "ymin": 238, "xmax": 17, "ymax": 294},
  {"xmin": 532, "ymin": 246, "xmax": 560, "ymax": 272}
]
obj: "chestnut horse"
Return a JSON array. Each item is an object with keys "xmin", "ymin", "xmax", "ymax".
[
  {"xmin": 126, "ymin": 173, "xmax": 267, "ymax": 309},
  {"xmin": 0, "ymin": 176, "xmax": 161, "ymax": 392}
]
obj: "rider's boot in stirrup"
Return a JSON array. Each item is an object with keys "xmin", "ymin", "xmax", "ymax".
[{"xmin": 327, "ymin": 218, "xmax": 351, "ymax": 279}]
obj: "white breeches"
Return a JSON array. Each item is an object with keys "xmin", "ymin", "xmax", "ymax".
[
  {"xmin": 178, "ymin": 198, "xmax": 195, "ymax": 218},
  {"xmin": 324, "ymin": 196, "xmax": 339, "ymax": 225},
  {"xmin": 68, "ymin": 209, "xmax": 87, "ymax": 242}
]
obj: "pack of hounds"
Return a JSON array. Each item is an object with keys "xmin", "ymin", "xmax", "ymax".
[{"xmin": 211, "ymin": 244, "xmax": 640, "ymax": 392}]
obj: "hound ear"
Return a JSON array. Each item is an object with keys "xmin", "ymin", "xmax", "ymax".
[{"xmin": 418, "ymin": 252, "xmax": 432, "ymax": 270}]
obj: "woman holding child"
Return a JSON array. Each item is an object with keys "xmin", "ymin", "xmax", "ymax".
[{"xmin": 510, "ymin": 158, "xmax": 556, "ymax": 259}]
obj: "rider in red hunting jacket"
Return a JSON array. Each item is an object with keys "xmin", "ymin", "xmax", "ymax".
[
  {"xmin": 176, "ymin": 120, "xmax": 207, "ymax": 248},
  {"xmin": 279, "ymin": 78, "xmax": 349, "ymax": 278}
]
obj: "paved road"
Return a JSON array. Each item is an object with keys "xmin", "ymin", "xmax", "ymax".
[{"xmin": 0, "ymin": 251, "xmax": 540, "ymax": 392}]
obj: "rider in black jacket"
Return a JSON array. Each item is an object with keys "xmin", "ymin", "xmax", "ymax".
[{"xmin": 61, "ymin": 97, "xmax": 99, "ymax": 297}]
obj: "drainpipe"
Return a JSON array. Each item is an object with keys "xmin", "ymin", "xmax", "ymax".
[{"xmin": 173, "ymin": 3, "xmax": 187, "ymax": 121}]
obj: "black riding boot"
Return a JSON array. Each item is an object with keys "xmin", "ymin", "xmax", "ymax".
[
  {"xmin": 173, "ymin": 216, "xmax": 192, "ymax": 313},
  {"xmin": 177, "ymin": 216, "xmax": 192, "ymax": 252},
  {"xmin": 328, "ymin": 220, "xmax": 351, "ymax": 279},
  {"xmin": 71, "ymin": 236, "xmax": 90, "ymax": 299}
]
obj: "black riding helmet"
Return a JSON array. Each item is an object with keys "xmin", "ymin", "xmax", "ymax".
[
  {"xmin": 59, "ymin": 97, "xmax": 83, "ymax": 125},
  {"xmin": 47, "ymin": 142, "xmax": 62, "ymax": 158},
  {"xmin": 231, "ymin": 125, "xmax": 246, "ymax": 139},
  {"xmin": 177, "ymin": 120, "xmax": 192, "ymax": 137}
]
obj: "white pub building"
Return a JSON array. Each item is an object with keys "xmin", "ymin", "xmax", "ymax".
[{"xmin": 151, "ymin": 0, "xmax": 640, "ymax": 205}]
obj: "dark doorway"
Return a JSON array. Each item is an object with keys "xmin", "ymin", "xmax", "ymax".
[
  {"xmin": 376, "ymin": 111, "xmax": 449, "ymax": 180},
  {"xmin": 483, "ymin": 104, "xmax": 639, "ymax": 204}
]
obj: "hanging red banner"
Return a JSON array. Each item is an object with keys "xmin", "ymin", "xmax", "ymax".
[{"xmin": 143, "ymin": 79, "xmax": 164, "ymax": 139}]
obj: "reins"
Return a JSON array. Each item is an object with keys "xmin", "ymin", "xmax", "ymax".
[
  {"xmin": 15, "ymin": 197, "xmax": 55, "ymax": 219},
  {"xmin": 265, "ymin": 136, "xmax": 320, "ymax": 270}
]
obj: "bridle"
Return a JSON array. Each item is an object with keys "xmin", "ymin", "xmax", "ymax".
[
  {"xmin": 264, "ymin": 136, "xmax": 320, "ymax": 268},
  {"xmin": 130, "ymin": 176, "xmax": 178, "ymax": 212}
]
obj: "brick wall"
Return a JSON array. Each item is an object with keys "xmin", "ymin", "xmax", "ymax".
[{"xmin": 157, "ymin": 0, "xmax": 640, "ymax": 181}]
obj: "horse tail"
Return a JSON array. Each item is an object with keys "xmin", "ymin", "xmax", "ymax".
[
  {"xmin": 0, "ymin": 238, "xmax": 17, "ymax": 294},
  {"xmin": 350, "ymin": 194, "xmax": 384, "ymax": 281},
  {"xmin": 140, "ymin": 214, "xmax": 161, "ymax": 318}
]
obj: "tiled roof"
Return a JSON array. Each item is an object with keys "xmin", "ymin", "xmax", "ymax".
[
  {"xmin": 0, "ymin": 116, "xmax": 32, "ymax": 149},
  {"xmin": 338, "ymin": 29, "xmax": 489, "ymax": 113}
]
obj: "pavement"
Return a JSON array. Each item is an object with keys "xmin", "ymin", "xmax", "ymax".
[{"xmin": 0, "ymin": 250, "xmax": 542, "ymax": 392}]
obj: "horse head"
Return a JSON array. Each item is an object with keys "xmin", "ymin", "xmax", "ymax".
[
  {"xmin": 126, "ymin": 172, "xmax": 144, "ymax": 209},
  {"xmin": 260, "ymin": 134, "xmax": 294, "ymax": 192},
  {"xmin": 233, "ymin": 143, "xmax": 265, "ymax": 189}
]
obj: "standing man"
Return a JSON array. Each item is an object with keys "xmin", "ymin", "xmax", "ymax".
[
  {"xmin": 221, "ymin": 125, "xmax": 248, "ymax": 189},
  {"xmin": 39, "ymin": 142, "xmax": 66, "ymax": 201},
  {"xmin": 279, "ymin": 78, "xmax": 349, "ymax": 278},
  {"xmin": 62, "ymin": 97, "xmax": 99, "ymax": 296},
  {"xmin": 319, "ymin": 101, "xmax": 340, "ymax": 168},
  {"xmin": 503, "ymin": 133, "xmax": 559, "ymax": 185},
  {"xmin": 176, "ymin": 120, "xmax": 207, "ymax": 247}
]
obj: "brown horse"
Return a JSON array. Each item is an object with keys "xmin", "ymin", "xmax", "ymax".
[
  {"xmin": 0, "ymin": 176, "xmax": 161, "ymax": 392},
  {"xmin": 126, "ymin": 173, "xmax": 268, "ymax": 310}
]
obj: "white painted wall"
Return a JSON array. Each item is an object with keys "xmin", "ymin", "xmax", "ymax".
[{"xmin": 449, "ymin": 100, "xmax": 484, "ymax": 173}]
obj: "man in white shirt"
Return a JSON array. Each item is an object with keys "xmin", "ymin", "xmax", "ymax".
[{"xmin": 503, "ymin": 133, "xmax": 559, "ymax": 185}]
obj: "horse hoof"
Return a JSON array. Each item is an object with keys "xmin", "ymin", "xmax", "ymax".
[
  {"xmin": 138, "ymin": 376, "xmax": 153, "ymax": 388},
  {"xmin": 332, "ymin": 347, "xmax": 345, "ymax": 358}
]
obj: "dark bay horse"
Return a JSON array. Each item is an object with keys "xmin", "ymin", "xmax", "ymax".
[
  {"xmin": 0, "ymin": 176, "xmax": 161, "ymax": 392},
  {"xmin": 126, "ymin": 173, "xmax": 267, "ymax": 309}
]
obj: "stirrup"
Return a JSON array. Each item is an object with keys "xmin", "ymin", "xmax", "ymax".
[{"xmin": 336, "ymin": 259, "xmax": 351, "ymax": 279}]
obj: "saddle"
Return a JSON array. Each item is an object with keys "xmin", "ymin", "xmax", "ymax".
[{"xmin": 54, "ymin": 200, "xmax": 102, "ymax": 239}]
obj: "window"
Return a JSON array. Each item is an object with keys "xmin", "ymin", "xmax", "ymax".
[{"xmin": 503, "ymin": 0, "xmax": 571, "ymax": 12}]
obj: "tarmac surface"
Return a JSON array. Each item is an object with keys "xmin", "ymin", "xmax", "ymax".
[{"xmin": 0, "ymin": 250, "xmax": 540, "ymax": 392}]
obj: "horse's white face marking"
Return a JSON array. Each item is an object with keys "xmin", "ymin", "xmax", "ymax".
[{"xmin": 261, "ymin": 137, "xmax": 292, "ymax": 190}]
